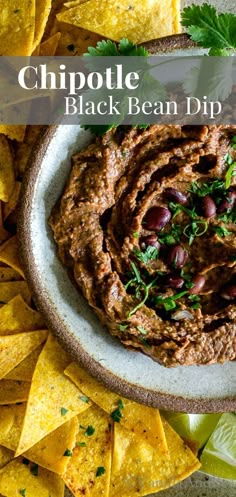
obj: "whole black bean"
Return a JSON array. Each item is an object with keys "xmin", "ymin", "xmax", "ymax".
[
  {"xmin": 141, "ymin": 235, "xmax": 161, "ymax": 250},
  {"xmin": 189, "ymin": 275, "xmax": 206, "ymax": 295},
  {"xmin": 144, "ymin": 207, "xmax": 171, "ymax": 231},
  {"xmin": 167, "ymin": 245, "xmax": 187, "ymax": 269},
  {"xmin": 201, "ymin": 196, "xmax": 216, "ymax": 218},
  {"xmin": 217, "ymin": 190, "xmax": 236, "ymax": 214},
  {"xmin": 220, "ymin": 284, "xmax": 236, "ymax": 300},
  {"xmin": 164, "ymin": 187, "xmax": 188, "ymax": 205},
  {"xmin": 166, "ymin": 274, "xmax": 185, "ymax": 289}
]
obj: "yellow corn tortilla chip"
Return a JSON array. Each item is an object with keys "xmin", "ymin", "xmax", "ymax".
[
  {"xmin": 0, "ymin": 330, "xmax": 48, "ymax": 379},
  {"xmin": 0, "ymin": 135, "xmax": 15, "ymax": 203},
  {"xmin": 3, "ymin": 182, "xmax": 21, "ymax": 221},
  {"xmin": 15, "ymin": 126, "xmax": 44, "ymax": 176},
  {"xmin": 0, "ymin": 236, "xmax": 24, "ymax": 278},
  {"xmin": 57, "ymin": 0, "xmax": 180, "ymax": 44},
  {"xmin": 0, "ymin": 267, "xmax": 23, "ymax": 282},
  {"xmin": 63, "ymin": 405, "xmax": 112, "ymax": 497},
  {"xmin": 0, "ymin": 404, "xmax": 26, "ymax": 451},
  {"xmin": 33, "ymin": 0, "xmax": 52, "ymax": 51},
  {"xmin": 0, "ymin": 126, "xmax": 26, "ymax": 142},
  {"xmin": 65, "ymin": 362, "xmax": 167, "ymax": 452},
  {"xmin": 0, "ymin": 2, "xmax": 35, "ymax": 55},
  {"xmin": 110, "ymin": 417, "xmax": 201, "ymax": 497},
  {"xmin": 40, "ymin": 32, "xmax": 61, "ymax": 55},
  {"xmin": 0, "ymin": 459, "xmax": 65, "ymax": 497},
  {"xmin": 56, "ymin": 22, "xmax": 103, "ymax": 55},
  {"xmin": 64, "ymin": 0, "xmax": 91, "ymax": 8},
  {"xmin": 15, "ymin": 335, "xmax": 91, "ymax": 455},
  {"xmin": 0, "ymin": 380, "xmax": 30, "ymax": 405},
  {"xmin": 5, "ymin": 345, "xmax": 43, "ymax": 382},
  {"xmin": 0, "ymin": 446, "xmax": 13, "ymax": 469},
  {"xmin": 25, "ymin": 417, "xmax": 79, "ymax": 475},
  {"xmin": 0, "ymin": 295, "xmax": 45, "ymax": 335},
  {"xmin": 0, "ymin": 282, "xmax": 31, "ymax": 305}
]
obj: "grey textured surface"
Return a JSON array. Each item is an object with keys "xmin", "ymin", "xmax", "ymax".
[{"xmin": 183, "ymin": 0, "xmax": 236, "ymax": 12}]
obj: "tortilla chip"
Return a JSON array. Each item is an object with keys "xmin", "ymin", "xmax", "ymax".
[
  {"xmin": 0, "ymin": 135, "xmax": 15, "ymax": 203},
  {"xmin": 40, "ymin": 32, "xmax": 61, "ymax": 55},
  {"xmin": 56, "ymin": 22, "xmax": 103, "ymax": 55},
  {"xmin": 0, "ymin": 459, "xmax": 64, "ymax": 497},
  {"xmin": 0, "ymin": 236, "xmax": 24, "ymax": 278},
  {"xmin": 0, "ymin": 404, "xmax": 26, "ymax": 451},
  {"xmin": 15, "ymin": 126, "xmax": 44, "ymax": 176},
  {"xmin": 63, "ymin": 405, "xmax": 112, "ymax": 497},
  {"xmin": 0, "ymin": 267, "xmax": 23, "ymax": 282},
  {"xmin": 0, "ymin": 281, "xmax": 31, "ymax": 305},
  {"xmin": 5, "ymin": 345, "xmax": 43, "ymax": 382},
  {"xmin": 57, "ymin": 0, "xmax": 180, "ymax": 44},
  {"xmin": 0, "ymin": 380, "xmax": 30, "ymax": 405},
  {"xmin": 15, "ymin": 335, "xmax": 91, "ymax": 455},
  {"xmin": 65, "ymin": 362, "xmax": 167, "ymax": 452},
  {"xmin": 0, "ymin": 295, "xmax": 45, "ymax": 335},
  {"xmin": 0, "ymin": 446, "xmax": 13, "ymax": 469},
  {"xmin": 0, "ymin": 330, "xmax": 48, "ymax": 379},
  {"xmin": 64, "ymin": 0, "xmax": 91, "ymax": 8},
  {"xmin": 3, "ymin": 182, "xmax": 21, "ymax": 221},
  {"xmin": 110, "ymin": 417, "xmax": 200, "ymax": 497},
  {"xmin": 0, "ymin": 126, "xmax": 26, "ymax": 142},
  {"xmin": 0, "ymin": 2, "xmax": 35, "ymax": 56},
  {"xmin": 33, "ymin": 0, "xmax": 52, "ymax": 51},
  {"xmin": 25, "ymin": 417, "xmax": 79, "ymax": 474}
]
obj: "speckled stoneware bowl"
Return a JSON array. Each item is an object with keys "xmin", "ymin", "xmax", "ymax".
[{"xmin": 19, "ymin": 35, "xmax": 236, "ymax": 416}]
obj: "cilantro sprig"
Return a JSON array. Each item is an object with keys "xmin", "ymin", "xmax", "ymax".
[
  {"xmin": 181, "ymin": 3, "xmax": 236, "ymax": 55},
  {"xmin": 133, "ymin": 245, "xmax": 159, "ymax": 264},
  {"xmin": 84, "ymin": 38, "xmax": 148, "ymax": 57}
]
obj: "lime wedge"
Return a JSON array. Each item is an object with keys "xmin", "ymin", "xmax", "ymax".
[
  {"xmin": 200, "ymin": 413, "xmax": 236, "ymax": 480},
  {"xmin": 162, "ymin": 411, "xmax": 221, "ymax": 448}
]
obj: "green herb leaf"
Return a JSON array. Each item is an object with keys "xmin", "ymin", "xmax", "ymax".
[
  {"xmin": 111, "ymin": 399, "xmax": 124, "ymax": 423},
  {"xmin": 84, "ymin": 425, "xmax": 95, "ymax": 437},
  {"xmin": 79, "ymin": 395, "xmax": 90, "ymax": 404},
  {"xmin": 169, "ymin": 202, "xmax": 198, "ymax": 220},
  {"xmin": 137, "ymin": 325, "xmax": 147, "ymax": 335},
  {"xmin": 61, "ymin": 407, "xmax": 68, "ymax": 416},
  {"xmin": 225, "ymin": 161, "xmax": 236, "ymax": 189},
  {"xmin": 181, "ymin": 4, "xmax": 236, "ymax": 54},
  {"xmin": 183, "ymin": 221, "xmax": 208, "ymax": 245},
  {"xmin": 133, "ymin": 245, "xmax": 159, "ymax": 264},
  {"xmin": 119, "ymin": 324, "xmax": 128, "ymax": 331},
  {"xmin": 76, "ymin": 441, "xmax": 86, "ymax": 447},
  {"xmin": 63, "ymin": 448, "xmax": 73, "ymax": 457},
  {"xmin": 212, "ymin": 225, "xmax": 233, "ymax": 237},
  {"xmin": 19, "ymin": 489, "xmax": 26, "ymax": 497},
  {"xmin": 189, "ymin": 179, "xmax": 225, "ymax": 198},
  {"xmin": 84, "ymin": 38, "xmax": 148, "ymax": 57},
  {"xmin": 133, "ymin": 232, "xmax": 139, "ymax": 239},
  {"xmin": 96, "ymin": 466, "xmax": 106, "ymax": 477}
]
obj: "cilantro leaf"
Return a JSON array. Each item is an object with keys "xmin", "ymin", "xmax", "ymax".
[
  {"xmin": 79, "ymin": 395, "xmax": 90, "ymax": 404},
  {"xmin": 84, "ymin": 425, "xmax": 95, "ymax": 437},
  {"xmin": 19, "ymin": 490, "xmax": 26, "ymax": 497},
  {"xmin": 111, "ymin": 399, "xmax": 124, "ymax": 423},
  {"xmin": 63, "ymin": 448, "xmax": 73, "ymax": 457},
  {"xmin": 133, "ymin": 245, "xmax": 159, "ymax": 264},
  {"xmin": 84, "ymin": 38, "xmax": 148, "ymax": 57},
  {"xmin": 181, "ymin": 4, "xmax": 236, "ymax": 54},
  {"xmin": 189, "ymin": 179, "xmax": 225, "ymax": 198},
  {"xmin": 61, "ymin": 407, "xmax": 68, "ymax": 416},
  {"xmin": 96, "ymin": 466, "xmax": 106, "ymax": 477},
  {"xmin": 30, "ymin": 464, "xmax": 38, "ymax": 477},
  {"xmin": 225, "ymin": 161, "xmax": 236, "ymax": 189},
  {"xmin": 76, "ymin": 441, "xmax": 86, "ymax": 447},
  {"xmin": 212, "ymin": 225, "xmax": 233, "ymax": 237}
]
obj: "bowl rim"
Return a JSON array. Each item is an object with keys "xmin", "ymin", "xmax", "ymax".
[{"xmin": 18, "ymin": 35, "xmax": 236, "ymax": 414}]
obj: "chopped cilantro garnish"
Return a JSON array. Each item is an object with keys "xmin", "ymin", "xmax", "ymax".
[
  {"xmin": 183, "ymin": 221, "xmax": 208, "ymax": 245},
  {"xmin": 133, "ymin": 232, "xmax": 139, "ymax": 238},
  {"xmin": 111, "ymin": 399, "xmax": 124, "ymax": 423},
  {"xmin": 154, "ymin": 291, "xmax": 188, "ymax": 311},
  {"xmin": 190, "ymin": 303, "xmax": 201, "ymax": 310},
  {"xmin": 84, "ymin": 425, "xmax": 95, "ymax": 437},
  {"xmin": 119, "ymin": 324, "xmax": 128, "ymax": 331},
  {"xmin": 133, "ymin": 245, "xmax": 159, "ymax": 264},
  {"xmin": 126, "ymin": 262, "xmax": 158, "ymax": 317},
  {"xmin": 19, "ymin": 490, "xmax": 26, "ymax": 497},
  {"xmin": 212, "ymin": 225, "xmax": 233, "ymax": 237},
  {"xmin": 61, "ymin": 407, "xmax": 68, "ymax": 416},
  {"xmin": 169, "ymin": 202, "xmax": 198, "ymax": 220},
  {"xmin": 225, "ymin": 161, "xmax": 236, "ymax": 189},
  {"xmin": 189, "ymin": 179, "xmax": 224, "ymax": 198},
  {"xmin": 63, "ymin": 448, "xmax": 73, "ymax": 457},
  {"xmin": 76, "ymin": 441, "xmax": 86, "ymax": 447},
  {"xmin": 14, "ymin": 9, "xmax": 21, "ymax": 13},
  {"xmin": 96, "ymin": 466, "xmax": 106, "ymax": 477},
  {"xmin": 137, "ymin": 325, "xmax": 147, "ymax": 335},
  {"xmin": 30, "ymin": 464, "xmax": 38, "ymax": 476},
  {"xmin": 79, "ymin": 395, "xmax": 90, "ymax": 404},
  {"xmin": 84, "ymin": 38, "xmax": 148, "ymax": 57},
  {"xmin": 158, "ymin": 224, "xmax": 182, "ymax": 246}
]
